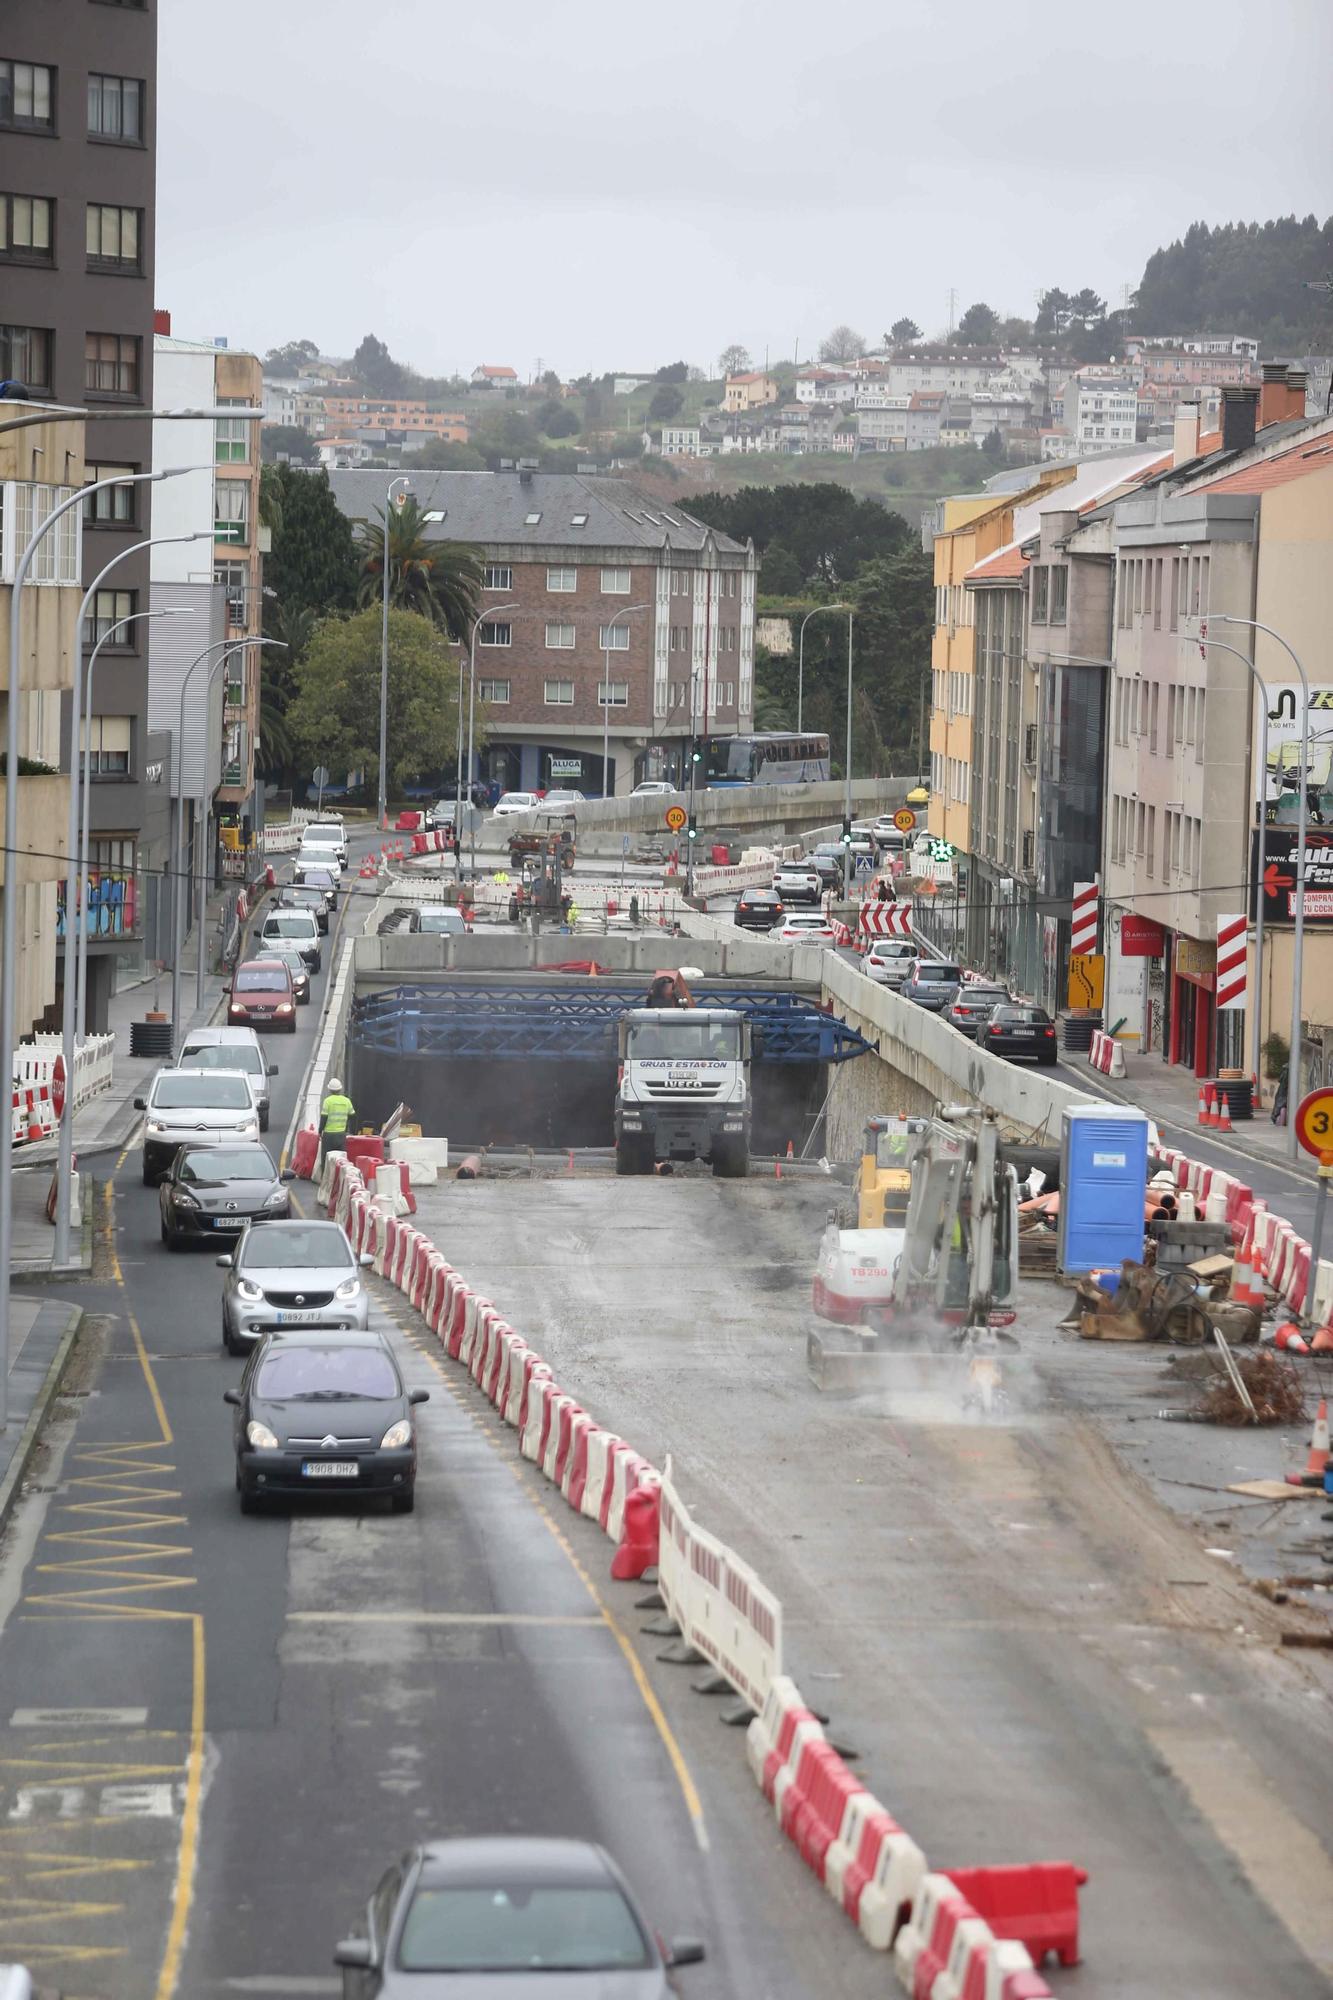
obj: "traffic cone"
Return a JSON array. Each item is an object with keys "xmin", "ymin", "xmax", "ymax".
[
  {"xmin": 1215, "ymin": 1089, "xmax": 1233, "ymax": 1134},
  {"xmin": 1275, "ymin": 1321, "xmax": 1310, "ymax": 1355},
  {"xmin": 1286, "ymin": 1397, "xmax": 1329, "ymax": 1485},
  {"xmin": 1230, "ymin": 1251, "xmax": 1256, "ymax": 1307},
  {"xmin": 25, "ymin": 1090, "xmax": 41, "ymax": 1143},
  {"xmin": 786, "ymin": 1140, "xmax": 794, "ymax": 1160},
  {"xmin": 1198, "ymin": 1083, "xmax": 1210, "ymax": 1126},
  {"xmin": 1203, "ymin": 1085, "xmax": 1218, "ymax": 1127},
  {"xmin": 1312, "ymin": 1323, "xmax": 1333, "ymax": 1354}
]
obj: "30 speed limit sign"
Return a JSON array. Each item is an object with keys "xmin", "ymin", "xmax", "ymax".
[
  {"xmin": 1294, "ymin": 1088, "xmax": 1333, "ymax": 1160},
  {"xmin": 664, "ymin": 805, "xmax": 688, "ymax": 831},
  {"xmin": 892, "ymin": 807, "xmax": 916, "ymax": 833}
]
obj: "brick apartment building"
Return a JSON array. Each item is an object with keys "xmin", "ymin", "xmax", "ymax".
[{"xmin": 327, "ymin": 470, "xmax": 756, "ymax": 794}]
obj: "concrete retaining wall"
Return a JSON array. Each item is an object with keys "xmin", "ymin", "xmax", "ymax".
[{"xmin": 567, "ymin": 777, "xmax": 906, "ymax": 840}]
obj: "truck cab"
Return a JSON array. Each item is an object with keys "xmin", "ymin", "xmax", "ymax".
[{"xmin": 615, "ymin": 1007, "xmax": 751, "ymax": 1178}]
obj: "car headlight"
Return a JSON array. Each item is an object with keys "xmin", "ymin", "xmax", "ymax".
[
  {"xmin": 246, "ymin": 1420, "xmax": 279, "ymax": 1451},
  {"xmin": 173, "ymin": 1190, "xmax": 200, "ymax": 1209},
  {"xmin": 379, "ymin": 1419, "xmax": 411, "ymax": 1450},
  {"xmin": 148, "ymin": 1120, "xmax": 169, "ymax": 1134},
  {"xmin": 236, "ymin": 1278, "xmax": 264, "ymax": 1302},
  {"xmin": 333, "ymin": 1277, "xmax": 361, "ymax": 1302},
  {"xmin": 277, "ymin": 1003, "xmax": 293, "ymax": 1014},
  {"xmin": 263, "ymin": 1187, "xmax": 289, "ymax": 1207}
]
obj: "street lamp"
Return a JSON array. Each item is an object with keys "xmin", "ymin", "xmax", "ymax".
[
  {"xmin": 378, "ymin": 475, "xmax": 412, "ymax": 831},
  {"xmin": 797, "ymin": 602, "xmax": 849, "ymax": 734},
  {"xmin": 464, "ymin": 602, "xmax": 517, "ymax": 879},
  {"xmin": 1217, "ymin": 613, "xmax": 1311, "ymax": 1161},
  {"xmin": 842, "ymin": 610, "xmax": 856, "ymax": 899},
  {"xmin": 2, "ymin": 464, "xmax": 202, "ymax": 1420},
  {"xmin": 600, "ymin": 604, "xmax": 649, "ymax": 798},
  {"xmin": 51, "ymin": 528, "xmax": 209, "ymax": 1267}
]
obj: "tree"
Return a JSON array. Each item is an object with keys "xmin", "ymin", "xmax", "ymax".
[
  {"xmin": 286, "ymin": 607, "xmax": 464, "ymax": 797},
  {"xmin": 889, "ymin": 318, "xmax": 922, "ymax": 345},
  {"xmin": 655, "ymin": 361, "xmax": 688, "ymax": 383},
  {"xmin": 1035, "ymin": 288, "xmax": 1071, "ymax": 338},
  {"xmin": 472, "ymin": 408, "xmax": 543, "ymax": 461},
  {"xmin": 261, "ymin": 464, "xmax": 360, "ymax": 621},
  {"xmin": 407, "ymin": 437, "xmax": 487, "ymax": 471},
  {"xmin": 648, "ymin": 383, "xmax": 685, "ymax": 421},
  {"xmin": 819, "ymin": 325, "xmax": 866, "ymax": 363},
  {"xmin": 1069, "ymin": 288, "xmax": 1107, "ymax": 325},
  {"xmin": 847, "ymin": 544, "xmax": 935, "ymax": 763},
  {"xmin": 583, "ymin": 384, "xmax": 607, "ymax": 434},
  {"xmin": 956, "ymin": 301, "xmax": 1000, "ymax": 346},
  {"xmin": 758, "ymin": 544, "xmax": 803, "ymax": 595},
  {"xmin": 355, "ymin": 494, "xmax": 481, "ymax": 641},
  {"xmin": 264, "ymin": 339, "xmax": 319, "ymax": 373},
  {"xmin": 981, "ymin": 426, "xmax": 1004, "ymax": 461},
  {"xmin": 536, "ymin": 399, "xmax": 580, "ymax": 437},
  {"xmin": 261, "ymin": 424, "xmax": 318, "ymax": 465},
  {"xmin": 718, "ymin": 343, "xmax": 751, "ymax": 377},
  {"xmin": 680, "ymin": 482, "xmax": 912, "ymax": 587},
  {"xmin": 350, "ymin": 332, "xmax": 412, "ymax": 399}
]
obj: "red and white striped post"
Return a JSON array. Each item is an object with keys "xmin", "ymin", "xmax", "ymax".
[
  {"xmin": 1071, "ymin": 880, "xmax": 1099, "ymax": 957},
  {"xmin": 1216, "ymin": 914, "xmax": 1247, "ymax": 1012}
]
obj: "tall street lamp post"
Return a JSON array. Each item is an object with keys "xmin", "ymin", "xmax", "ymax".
[
  {"xmin": 600, "ymin": 604, "xmax": 649, "ymax": 798},
  {"xmin": 797, "ymin": 602, "xmax": 849, "ymax": 734},
  {"xmin": 464, "ymin": 603, "xmax": 517, "ymax": 879},
  {"xmin": 377, "ymin": 476, "xmax": 411, "ymax": 831},
  {"xmin": 842, "ymin": 610, "xmax": 856, "ymax": 900}
]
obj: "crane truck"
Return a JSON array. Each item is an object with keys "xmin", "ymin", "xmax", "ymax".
[{"xmin": 614, "ymin": 1007, "xmax": 752, "ymax": 1177}]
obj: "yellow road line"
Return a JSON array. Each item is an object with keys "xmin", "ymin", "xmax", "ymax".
[
  {"xmin": 128, "ymin": 1312, "xmax": 173, "ymax": 1451},
  {"xmin": 154, "ymin": 1613, "xmax": 204, "ymax": 2000}
]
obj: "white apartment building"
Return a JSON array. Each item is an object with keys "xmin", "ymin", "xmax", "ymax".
[{"xmin": 1073, "ymin": 374, "xmax": 1138, "ymax": 453}]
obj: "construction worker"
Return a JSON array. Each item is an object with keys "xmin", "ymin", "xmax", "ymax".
[
  {"xmin": 319, "ymin": 1077, "xmax": 356, "ymax": 1164},
  {"xmin": 646, "ymin": 969, "xmax": 694, "ymax": 1008}
]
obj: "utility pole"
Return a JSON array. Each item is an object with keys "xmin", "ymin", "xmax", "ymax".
[{"xmin": 947, "ymin": 288, "xmax": 959, "ymax": 339}]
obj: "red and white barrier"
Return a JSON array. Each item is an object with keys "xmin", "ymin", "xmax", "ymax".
[
  {"xmin": 1086, "ymin": 1029, "xmax": 1126, "ymax": 1080},
  {"xmin": 858, "ymin": 901, "xmax": 913, "ymax": 942}
]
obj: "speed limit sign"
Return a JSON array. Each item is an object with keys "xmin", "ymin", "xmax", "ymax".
[
  {"xmin": 1294, "ymin": 1088, "xmax": 1333, "ymax": 1159},
  {"xmin": 664, "ymin": 805, "xmax": 687, "ymax": 831},
  {"xmin": 893, "ymin": 808, "xmax": 916, "ymax": 833}
]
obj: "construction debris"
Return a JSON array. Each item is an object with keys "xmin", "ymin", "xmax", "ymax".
[
  {"xmin": 1075, "ymin": 1261, "xmax": 1260, "ymax": 1346},
  {"xmin": 1195, "ymin": 1350, "xmax": 1306, "ymax": 1427}
]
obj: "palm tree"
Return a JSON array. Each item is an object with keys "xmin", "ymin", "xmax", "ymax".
[{"xmin": 356, "ymin": 494, "xmax": 482, "ymax": 641}]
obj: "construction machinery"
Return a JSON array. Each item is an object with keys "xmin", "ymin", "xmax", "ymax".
[
  {"xmin": 854, "ymin": 1113, "xmax": 922, "ymax": 1228},
  {"xmin": 615, "ymin": 1007, "xmax": 752, "ymax": 1176}
]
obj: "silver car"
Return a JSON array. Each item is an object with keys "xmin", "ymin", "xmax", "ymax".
[
  {"xmin": 218, "ymin": 1217, "xmax": 372, "ymax": 1354},
  {"xmin": 176, "ymin": 1026, "xmax": 278, "ymax": 1130}
]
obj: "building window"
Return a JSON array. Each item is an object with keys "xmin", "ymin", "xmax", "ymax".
[
  {"xmin": 0, "ymin": 61, "xmax": 54, "ymax": 132},
  {"xmin": 86, "ymin": 203, "xmax": 141, "ymax": 271},
  {"xmin": 597, "ymin": 682, "xmax": 629, "ymax": 706},
  {"xmin": 215, "ymin": 402, "xmax": 251, "ymax": 462},
  {"xmin": 85, "ymin": 331, "xmax": 141, "ymax": 398},
  {"xmin": 84, "ymin": 462, "xmax": 137, "ymax": 526},
  {"xmin": 482, "ymin": 564, "xmax": 512, "ymax": 591},
  {"xmin": 87, "ymin": 73, "xmax": 143, "ymax": 143},
  {"xmin": 84, "ymin": 587, "xmax": 136, "ymax": 649},
  {"xmin": 478, "ymin": 621, "xmax": 511, "ymax": 646},
  {"xmin": 598, "ymin": 624, "xmax": 630, "ymax": 650},
  {"xmin": 1049, "ymin": 567, "xmax": 1067, "ymax": 625},
  {"xmin": 4, "ymin": 484, "xmax": 80, "ymax": 584},
  {"xmin": 545, "ymin": 622, "xmax": 575, "ymax": 649},
  {"xmin": 601, "ymin": 567, "xmax": 631, "ymax": 594},
  {"xmin": 544, "ymin": 679, "xmax": 574, "ymax": 705},
  {"xmin": 0, "ymin": 325, "xmax": 53, "ymax": 395},
  {"xmin": 80, "ymin": 715, "xmax": 132, "ymax": 777},
  {"xmin": 477, "ymin": 679, "xmax": 510, "ymax": 703},
  {"xmin": 1030, "ymin": 567, "xmax": 1048, "ymax": 622},
  {"xmin": 214, "ymin": 560, "xmax": 247, "ymax": 628},
  {"xmin": 214, "ymin": 479, "xmax": 249, "ymax": 546},
  {"xmin": 0, "ymin": 194, "xmax": 53, "ymax": 265},
  {"xmin": 546, "ymin": 566, "xmax": 577, "ymax": 592}
]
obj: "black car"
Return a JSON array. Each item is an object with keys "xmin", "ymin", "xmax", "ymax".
[
  {"xmin": 159, "ymin": 1142, "xmax": 294, "ymax": 1249},
  {"xmin": 294, "ymin": 864, "xmax": 339, "ymax": 912},
  {"xmin": 946, "ymin": 983, "xmax": 1010, "ymax": 1039},
  {"xmin": 279, "ymin": 884, "xmax": 330, "ymax": 933},
  {"xmin": 334, "ymin": 1837, "xmax": 704, "ymax": 1995},
  {"xmin": 901, "ymin": 961, "xmax": 964, "ymax": 1011},
  {"xmin": 806, "ymin": 845, "xmax": 844, "ymax": 888},
  {"xmin": 225, "ymin": 1330, "xmax": 427, "ymax": 1514},
  {"xmin": 258, "ymin": 942, "xmax": 312, "ymax": 1005},
  {"xmin": 735, "ymin": 889, "xmax": 785, "ymax": 930},
  {"xmin": 983, "ymin": 1003, "xmax": 1059, "ymax": 1065}
]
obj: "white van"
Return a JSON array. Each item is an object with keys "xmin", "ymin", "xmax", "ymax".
[
  {"xmin": 260, "ymin": 907, "xmax": 322, "ymax": 973},
  {"xmin": 298, "ymin": 819, "xmax": 347, "ymax": 871},
  {"xmin": 177, "ymin": 1026, "xmax": 278, "ymax": 1131},
  {"xmin": 135, "ymin": 1067, "xmax": 260, "ymax": 1184}
]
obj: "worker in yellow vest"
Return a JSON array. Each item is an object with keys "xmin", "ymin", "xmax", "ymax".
[{"xmin": 320, "ymin": 1077, "xmax": 356, "ymax": 1165}]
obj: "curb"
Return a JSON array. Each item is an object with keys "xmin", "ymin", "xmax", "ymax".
[{"xmin": 0, "ymin": 1304, "xmax": 83, "ymax": 1538}]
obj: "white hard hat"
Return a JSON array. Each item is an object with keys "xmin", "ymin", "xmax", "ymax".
[{"xmin": 326, "ymin": 1076, "xmax": 342, "ymax": 1093}]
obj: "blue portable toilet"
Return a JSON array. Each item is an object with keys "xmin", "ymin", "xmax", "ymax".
[{"xmin": 1058, "ymin": 1103, "xmax": 1150, "ymax": 1276}]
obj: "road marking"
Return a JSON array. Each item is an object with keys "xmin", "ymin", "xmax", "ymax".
[
  {"xmin": 288, "ymin": 1610, "xmax": 604, "ymax": 1628},
  {"xmin": 128, "ymin": 1309, "xmax": 174, "ymax": 1450},
  {"xmin": 224, "ymin": 1979, "xmax": 340, "ymax": 1994},
  {"xmin": 11, "ymin": 1708, "xmax": 148, "ymax": 1727},
  {"xmin": 155, "ymin": 1612, "xmax": 205, "ymax": 2000}
]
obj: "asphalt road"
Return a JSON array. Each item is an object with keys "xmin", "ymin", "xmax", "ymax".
[{"xmin": 0, "ymin": 830, "xmax": 885, "ymax": 2000}]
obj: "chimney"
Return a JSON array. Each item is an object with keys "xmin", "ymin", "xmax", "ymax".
[
  {"xmin": 1221, "ymin": 384, "xmax": 1258, "ymax": 455},
  {"xmin": 153, "ymin": 307, "xmax": 171, "ymax": 336},
  {"xmin": 1286, "ymin": 367, "xmax": 1309, "ymax": 417},
  {"xmin": 1173, "ymin": 403, "xmax": 1200, "ymax": 467},
  {"xmin": 1259, "ymin": 361, "xmax": 1303, "ymax": 427}
]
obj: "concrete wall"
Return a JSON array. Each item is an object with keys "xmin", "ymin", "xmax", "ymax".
[{"xmin": 567, "ymin": 776, "xmax": 908, "ymax": 841}]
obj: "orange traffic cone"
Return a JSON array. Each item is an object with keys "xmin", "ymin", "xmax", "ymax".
[
  {"xmin": 1275, "ymin": 1321, "xmax": 1310, "ymax": 1355},
  {"xmin": 1215, "ymin": 1089, "xmax": 1233, "ymax": 1133},
  {"xmin": 25, "ymin": 1090, "xmax": 41, "ymax": 1143},
  {"xmin": 1286, "ymin": 1397, "xmax": 1329, "ymax": 1485},
  {"xmin": 786, "ymin": 1140, "xmax": 794, "ymax": 1160},
  {"xmin": 1312, "ymin": 1323, "xmax": 1333, "ymax": 1354},
  {"xmin": 1198, "ymin": 1083, "xmax": 1210, "ymax": 1125},
  {"xmin": 1230, "ymin": 1251, "xmax": 1256, "ymax": 1307}
]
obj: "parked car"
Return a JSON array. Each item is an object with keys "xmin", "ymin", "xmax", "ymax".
[
  {"xmin": 542, "ymin": 788, "xmax": 585, "ymax": 807},
  {"xmin": 260, "ymin": 907, "xmax": 322, "ymax": 973},
  {"xmin": 177, "ymin": 1026, "xmax": 277, "ymax": 1130},
  {"xmin": 293, "ymin": 863, "xmax": 338, "ymax": 912},
  {"xmin": 491, "ymin": 791, "xmax": 540, "ymax": 818},
  {"xmin": 946, "ymin": 983, "xmax": 1010, "ymax": 1040},
  {"xmin": 333, "ymin": 1838, "xmax": 704, "ymax": 1993},
  {"xmin": 863, "ymin": 939, "xmax": 919, "ymax": 987},
  {"xmin": 772, "ymin": 863, "xmax": 822, "ymax": 905},
  {"xmin": 776, "ymin": 912, "xmax": 837, "ymax": 945},
  {"xmin": 428, "ymin": 786, "xmax": 487, "ymax": 825},
  {"xmin": 278, "ymin": 884, "xmax": 329, "ymax": 933},
  {"xmin": 255, "ymin": 943, "xmax": 311, "ymax": 1006},
  {"xmin": 218, "ymin": 1216, "xmax": 372, "ymax": 1352},
  {"xmin": 227, "ymin": 957, "xmax": 298, "ymax": 1033},
  {"xmin": 901, "ymin": 961, "xmax": 964, "ymax": 1012},
  {"xmin": 225, "ymin": 1329, "xmax": 427, "ymax": 1513},
  {"xmin": 734, "ymin": 889, "xmax": 785, "ymax": 931},
  {"xmin": 410, "ymin": 904, "xmax": 469, "ymax": 936},
  {"xmin": 631, "ymin": 779, "xmax": 677, "ymax": 797},
  {"xmin": 982, "ymin": 1003, "xmax": 1059, "ymax": 1065},
  {"xmin": 136, "ymin": 1068, "xmax": 260, "ymax": 1185},
  {"xmin": 160, "ymin": 1142, "xmax": 294, "ymax": 1249}
]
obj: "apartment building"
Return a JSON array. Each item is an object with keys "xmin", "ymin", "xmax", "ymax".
[
  {"xmin": 723, "ymin": 372, "xmax": 779, "ymax": 413},
  {"xmin": 317, "ymin": 397, "xmax": 468, "ymax": 442},
  {"xmin": 327, "ymin": 470, "xmax": 756, "ymax": 795},
  {"xmin": 1072, "ymin": 373, "xmax": 1138, "ymax": 453},
  {"xmin": 1, "ymin": 0, "xmax": 158, "ymax": 1026}
]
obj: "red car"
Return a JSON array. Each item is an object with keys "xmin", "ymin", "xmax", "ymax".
[{"xmin": 227, "ymin": 957, "xmax": 297, "ymax": 1033}]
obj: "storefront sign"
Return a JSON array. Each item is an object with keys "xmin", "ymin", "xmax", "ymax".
[
  {"xmin": 1174, "ymin": 934, "xmax": 1215, "ymax": 988},
  {"xmin": 1253, "ymin": 683, "xmax": 1333, "ymax": 828},
  {"xmin": 549, "ymin": 756, "xmax": 583, "ymax": 779},
  {"xmin": 1251, "ymin": 828, "xmax": 1333, "ymax": 926},
  {"xmin": 1119, "ymin": 913, "xmax": 1165, "ymax": 957}
]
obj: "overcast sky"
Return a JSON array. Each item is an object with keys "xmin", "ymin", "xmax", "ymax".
[{"xmin": 157, "ymin": 0, "xmax": 1333, "ymax": 377}]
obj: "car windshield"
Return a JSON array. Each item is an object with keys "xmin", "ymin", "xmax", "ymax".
[
  {"xmin": 916, "ymin": 965, "xmax": 960, "ymax": 982},
  {"xmin": 236, "ymin": 966, "xmax": 287, "ymax": 990},
  {"xmin": 628, "ymin": 1019, "xmax": 741, "ymax": 1060},
  {"xmin": 179, "ymin": 1147, "xmax": 273, "ymax": 1183},
  {"xmin": 306, "ymin": 824, "xmax": 342, "ymax": 839},
  {"xmin": 418, "ymin": 910, "xmax": 464, "ymax": 933},
  {"xmin": 396, "ymin": 1883, "xmax": 650, "ymax": 1974},
  {"xmin": 239, "ymin": 1223, "xmax": 352, "ymax": 1270},
  {"xmin": 255, "ymin": 1346, "xmax": 398, "ymax": 1401},
  {"xmin": 299, "ymin": 871, "xmax": 334, "ymax": 887},
  {"xmin": 266, "ymin": 916, "xmax": 314, "ymax": 937},
  {"xmin": 152, "ymin": 1074, "xmax": 251, "ymax": 1109},
  {"xmin": 284, "ymin": 889, "xmax": 322, "ymax": 906},
  {"xmin": 995, "ymin": 1006, "xmax": 1049, "ymax": 1024},
  {"xmin": 180, "ymin": 1045, "xmax": 263, "ymax": 1075}
]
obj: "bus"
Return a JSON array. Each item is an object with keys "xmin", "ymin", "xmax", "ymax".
[{"xmin": 703, "ymin": 732, "xmax": 831, "ymax": 787}]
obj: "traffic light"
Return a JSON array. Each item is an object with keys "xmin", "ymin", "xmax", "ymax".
[
  {"xmin": 687, "ymin": 814, "xmax": 698, "ymax": 843},
  {"xmin": 690, "ymin": 740, "xmax": 702, "ymax": 766},
  {"xmin": 840, "ymin": 817, "xmax": 853, "ymax": 847}
]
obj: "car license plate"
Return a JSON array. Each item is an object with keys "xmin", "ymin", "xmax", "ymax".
[
  {"xmin": 302, "ymin": 1460, "xmax": 358, "ymax": 1478},
  {"xmin": 211, "ymin": 1216, "xmax": 243, "ymax": 1229},
  {"xmin": 249, "ymin": 1008, "xmax": 272, "ymax": 1019},
  {"xmin": 275, "ymin": 1308, "xmax": 323, "ymax": 1324},
  {"xmin": 1011, "ymin": 1028, "xmax": 1035, "ymax": 1037}
]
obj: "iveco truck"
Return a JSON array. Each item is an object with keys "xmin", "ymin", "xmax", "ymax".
[{"xmin": 614, "ymin": 1008, "xmax": 751, "ymax": 1177}]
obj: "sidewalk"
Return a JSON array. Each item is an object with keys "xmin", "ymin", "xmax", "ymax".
[
  {"xmin": 0, "ymin": 1296, "xmax": 82, "ymax": 1533},
  {"xmin": 1066, "ymin": 1041, "xmax": 1297, "ymax": 1175}
]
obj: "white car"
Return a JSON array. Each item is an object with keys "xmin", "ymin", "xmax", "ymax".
[
  {"xmin": 300, "ymin": 819, "xmax": 347, "ymax": 867},
  {"xmin": 864, "ymin": 939, "xmax": 919, "ymax": 987},
  {"xmin": 543, "ymin": 789, "xmax": 585, "ymax": 806},
  {"xmin": 777, "ymin": 912, "xmax": 837, "ymax": 945},
  {"xmin": 491, "ymin": 791, "xmax": 540, "ymax": 817},
  {"xmin": 260, "ymin": 907, "xmax": 322, "ymax": 973},
  {"xmin": 632, "ymin": 780, "xmax": 677, "ymax": 797},
  {"xmin": 135, "ymin": 1067, "xmax": 261, "ymax": 1185}
]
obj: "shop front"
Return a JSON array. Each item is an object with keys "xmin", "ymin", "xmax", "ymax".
[{"xmin": 1169, "ymin": 933, "xmax": 1216, "ymax": 1077}]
